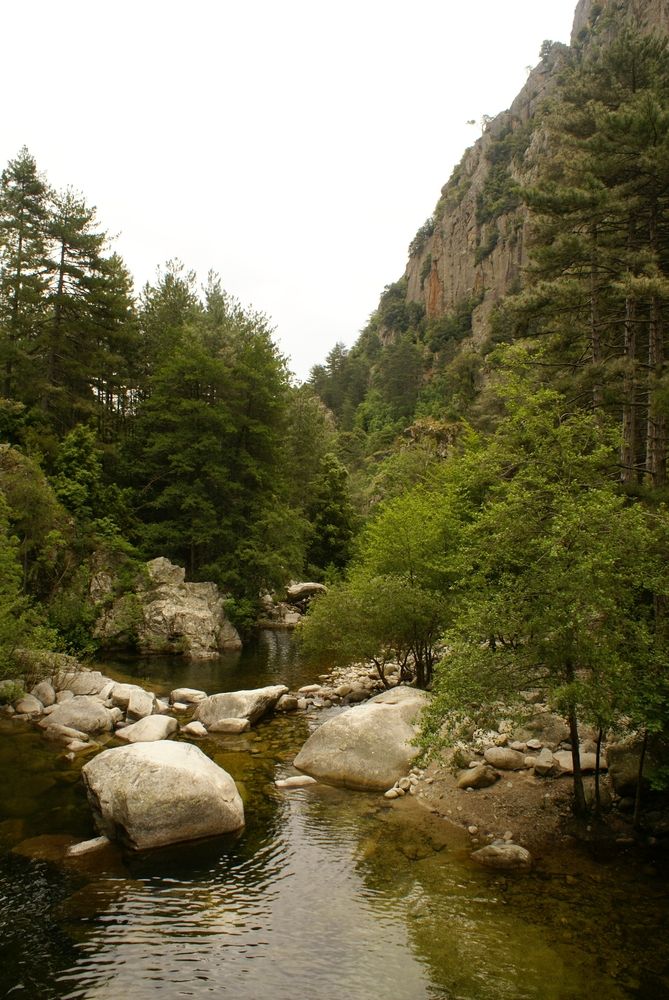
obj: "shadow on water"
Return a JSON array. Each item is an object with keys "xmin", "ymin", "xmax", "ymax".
[{"xmin": 1, "ymin": 634, "xmax": 668, "ymax": 998}]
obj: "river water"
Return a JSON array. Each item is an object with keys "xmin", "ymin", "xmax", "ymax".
[{"xmin": 0, "ymin": 632, "xmax": 667, "ymax": 999}]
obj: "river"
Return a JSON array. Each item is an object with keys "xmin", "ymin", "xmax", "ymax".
[{"xmin": 0, "ymin": 632, "xmax": 667, "ymax": 999}]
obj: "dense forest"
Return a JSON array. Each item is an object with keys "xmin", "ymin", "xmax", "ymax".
[
  {"xmin": 301, "ymin": 26, "xmax": 669, "ymax": 812},
  {"xmin": 1, "ymin": 16, "xmax": 668, "ymax": 815},
  {"xmin": 0, "ymin": 149, "xmax": 355, "ymax": 654}
]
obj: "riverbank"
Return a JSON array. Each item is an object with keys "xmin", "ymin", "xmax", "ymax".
[{"xmin": 291, "ymin": 660, "xmax": 668, "ymax": 861}]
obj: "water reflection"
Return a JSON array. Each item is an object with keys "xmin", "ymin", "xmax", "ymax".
[
  {"xmin": 99, "ymin": 628, "xmax": 312, "ymax": 698},
  {"xmin": 0, "ymin": 640, "xmax": 668, "ymax": 998}
]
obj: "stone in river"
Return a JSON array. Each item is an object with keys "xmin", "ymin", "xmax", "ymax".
[
  {"xmin": 194, "ymin": 685, "xmax": 288, "ymax": 727},
  {"xmin": 208, "ymin": 718, "xmax": 251, "ymax": 734},
  {"xmin": 116, "ymin": 715, "xmax": 178, "ymax": 743},
  {"xmin": 170, "ymin": 687, "xmax": 207, "ymax": 705},
  {"xmin": 293, "ymin": 687, "xmax": 429, "ymax": 791},
  {"xmin": 82, "ymin": 741, "xmax": 245, "ymax": 850},
  {"xmin": 40, "ymin": 696, "xmax": 114, "ymax": 736},
  {"xmin": 471, "ymin": 843, "xmax": 532, "ymax": 870}
]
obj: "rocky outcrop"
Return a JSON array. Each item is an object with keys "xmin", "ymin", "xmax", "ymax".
[
  {"xmin": 194, "ymin": 685, "xmax": 288, "ymax": 729},
  {"xmin": 293, "ymin": 687, "xmax": 429, "ymax": 791},
  {"xmin": 95, "ymin": 557, "xmax": 241, "ymax": 658},
  {"xmin": 572, "ymin": 0, "xmax": 669, "ymax": 45},
  {"xmin": 390, "ymin": 0, "xmax": 669, "ymax": 361},
  {"xmin": 258, "ymin": 581, "xmax": 327, "ymax": 628},
  {"xmin": 82, "ymin": 742, "xmax": 245, "ymax": 850}
]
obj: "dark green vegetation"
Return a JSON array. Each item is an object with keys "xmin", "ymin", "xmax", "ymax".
[
  {"xmin": 0, "ymin": 151, "xmax": 348, "ymax": 668},
  {"xmin": 1, "ymin": 16, "xmax": 668, "ymax": 821},
  {"xmin": 301, "ymin": 28, "xmax": 669, "ymax": 817}
]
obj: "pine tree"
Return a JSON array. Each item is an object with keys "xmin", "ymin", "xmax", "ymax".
[{"xmin": 0, "ymin": 147, "xmax": 49, "ymax": 406}]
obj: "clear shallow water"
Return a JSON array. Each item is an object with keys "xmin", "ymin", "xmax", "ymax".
[{"xmin": 1, "ymin": 632, "xmax": 668, "ymax": 999}]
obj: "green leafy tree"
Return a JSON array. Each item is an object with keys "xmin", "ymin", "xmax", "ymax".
[
  {"xmin": 422, "ymin": 379, "xmax": 667, "ymax": 815},
  {"xmin": 301, "ymin": 463, "xmax": 463, "ymax": 686},
  {"xmin": 500, "ymin": 31, "xmax": 669, "ymax": 488},
  {"xmin": 299, "ymin": 571, "xmax": 447, "ymax": 687},
  {"xmin": 0, "ymin": 489, "xmax": 54, "ymax": 677},
  {"xmin": 129, "ymin": 285, "xmax": 299, "ymax": 601},
  {"xmin": 305, "ymin": 453, "xmax": 356, "ymax": 576}
]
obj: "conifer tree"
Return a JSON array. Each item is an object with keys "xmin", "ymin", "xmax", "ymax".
[{"xmin": 0, "ymin": 147, "xmax": 49, "ymax": 406}]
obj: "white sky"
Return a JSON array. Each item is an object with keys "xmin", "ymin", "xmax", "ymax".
[{"xmin": 2, "ymin": 0, "xmax": 576, "ymax": 381}]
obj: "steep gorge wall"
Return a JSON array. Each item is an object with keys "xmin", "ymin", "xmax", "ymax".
[{"xmin": 400, "ymin": 0, "xmax": 668, "ymax": 345}]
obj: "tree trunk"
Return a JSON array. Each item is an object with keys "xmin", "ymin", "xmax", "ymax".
[
  {"xmin": 594, "ymin": 727, "xmax": 603, "ymax": 815},
  {"xmin": 590, "ymin": 231, "xmax": 603, "ymax": 410},
  {"xmin": 645, "ymin": 203, "xmax": 666, "ymax": 487},
  {"xmin": 568, "ymin": 705, "xmax": 588, "ymax": 816},
  {"xmin": 621, "ymin": 296, "xmax": 638, "ymax": 483},
  {"xmin": 633, "ymin": 729, "xmax": 648, "ymax": 828},
  {"xmin": 646, "ymin": 294, "xmax": 666, "ymax": 487},
  {"xmin": 565, "ymin": 660, "xmax": 588, "ymax": 816}
]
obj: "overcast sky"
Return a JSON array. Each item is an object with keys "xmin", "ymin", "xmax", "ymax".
[{"xmin": 2, "ymin": 0, "xmax": 576, "ymax": 380}]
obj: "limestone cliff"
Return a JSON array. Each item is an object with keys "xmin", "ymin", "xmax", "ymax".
[{"xmin": 399, "ymin": 0, "xmax": 668, "ymax": 343}]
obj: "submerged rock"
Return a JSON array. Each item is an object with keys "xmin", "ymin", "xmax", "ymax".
[
  {"xmin": 208, "ymin": 718, "xmax": 251, "ymax": 734},
  {"xmin": 471, "ymin": 843, "xmax": 532, "ymax": 870},
  {"xmin": 82, "ymin": 741, "xmax": 245, "ymax": 850},
  {"xmin": 275, "ymin": 775, "xmax": 318, "ymax": 789},
  {"xmin": 293, "ymin": 686, "xmax": 429, "ymax": 792}
]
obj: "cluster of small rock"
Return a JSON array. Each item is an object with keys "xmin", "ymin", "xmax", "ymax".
[
  {"xmin": 453, "ymin": 712, "xmax": 607, "ymax": 793},
  {"xmin": 384, "ymin": 767, "xmax": 424, "ymax": 799},
  {"xmin": 281, "ymin": 661, "xmax": 402, "ymax": 714},
  {"xmin": 0, "ymin": 669, "xmax": 292, "ymax": 757}
]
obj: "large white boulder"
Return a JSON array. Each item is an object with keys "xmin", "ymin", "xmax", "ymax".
[
  {"xmin": 55, "ymin": 669, "xmax": 114, "ymax": 696},
  {"xmin": 293, "ymin": 686, "xmax": 429, "ymax": 791},
  {"xmin": 82, "ymin": 742, "xmax": 245, "ymax": 850},
  {"xmin": 194, "ymin": 685, "xmax": 288, "ymax": 728},
  {"xmin": 110, "ymin": 683, "xmax": 158, "ymax": 719},
  {"xmin": 116, "ymin": 715, "xmax": 178, "ymax": 743},
  {"xmin": 39, "ymin": 696, "xmax": 115, "ymax": 735}
]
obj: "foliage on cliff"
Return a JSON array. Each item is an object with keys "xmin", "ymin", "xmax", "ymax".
[{"xmin": 302, "ymin": 21, "xmax": 669, "ymax": 814}]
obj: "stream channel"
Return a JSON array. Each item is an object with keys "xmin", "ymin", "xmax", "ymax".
[{"xmin": 0, "ymin": 631, "xmax": 668, "ymax": 999}]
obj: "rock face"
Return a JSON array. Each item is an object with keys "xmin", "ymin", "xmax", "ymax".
[
  {"xmin": 82, "ymin": 742, "xmax": 245, "ymax": 850},
  {"xmin": 94, "ymin": 557, "xmax": 242, "ymax": 658},
  {"xmin": 372, "ymin": 0, "xmax": 669, "ymax": 382},
  {"xmin": 572, "ymin": 0, "xmax": 669, "ymax": 45},
  {"xmin": 293, "ymin": 687, "xmax": 429, "ymax": 791},
  {"xmin": 194, "ymin": 685, "xmax": 288, "ymax": 728}
]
